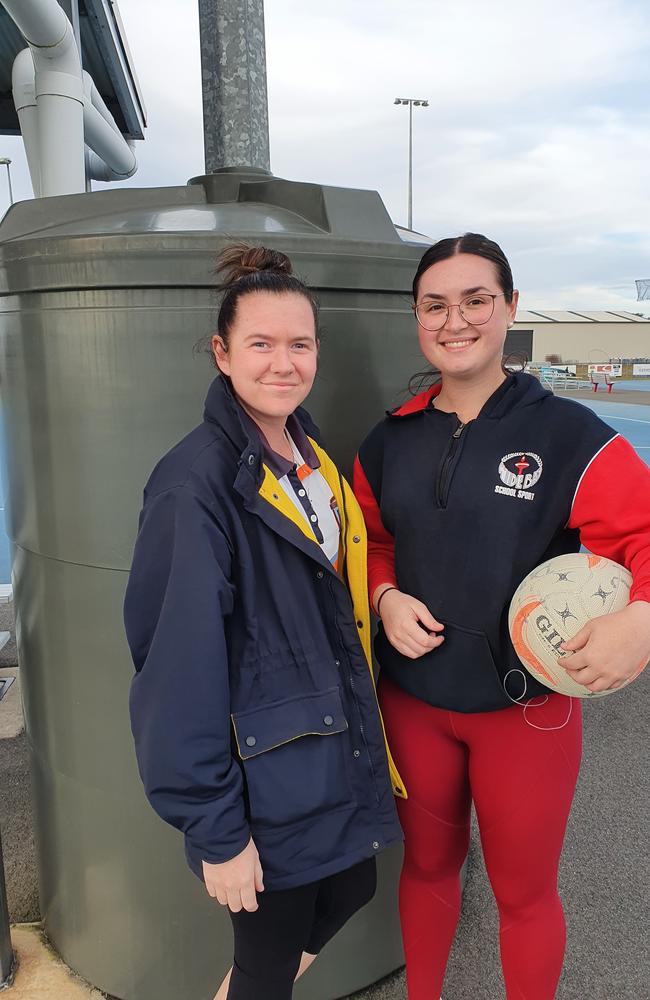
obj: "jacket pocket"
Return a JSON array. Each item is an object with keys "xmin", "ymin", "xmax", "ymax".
[{"xmin": 231, "ymin": 687, "xmax": 356, "ymax": 829}]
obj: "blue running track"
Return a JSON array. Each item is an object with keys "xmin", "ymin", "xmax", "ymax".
[{"xmin": 575, "ymin": 398, "xmax": 650, "ymax": 470}]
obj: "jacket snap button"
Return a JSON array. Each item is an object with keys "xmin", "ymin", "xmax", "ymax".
[
  {"xmin": 372, "ymin": 841, "xmax": 380, "ymax": 850},
  {"xmin": 316, "ymin": 570, "xmax": 324, "ymax": 579},
  {"xmin": 310, "ymin": 514, "xmax": 318, "ymax": 523},
  {"xmin": 334, "ymin": 659, "xmax": 340, "ymax": 667},
  {"xmin": 323, "ymin": 715, "xmax": 334, "ymax": 726},
  {"xmin": 356, "ymin": 620, "xmax": 363, "ymax": 628},
  {"xmin": 353, "ymin": 749, "xmax": 360, "ymax": 758},
  {"xmin": 352, "ymin": 535, "xmax": 360, "ymax": 543},
  {"xmin": 247, "ymin": 455, "xmax": 255, "ymax": 466},
  {"xmin": 245, "ymin": 736, "xmax": 257, "ymax": 747}
]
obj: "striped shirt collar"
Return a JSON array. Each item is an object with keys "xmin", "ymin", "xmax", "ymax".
[{"xmin": 239, "ymin": 409, "xmax": 321, "ymax": 478}]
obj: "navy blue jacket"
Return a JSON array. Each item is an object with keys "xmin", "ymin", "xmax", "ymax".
[
  {"xmin": 125, "ymin": 376, "xmax": 402, "ymax": 889},
  {"xmin": 356, "ymin": 373, "xmax": 650, "ymax": 713}
]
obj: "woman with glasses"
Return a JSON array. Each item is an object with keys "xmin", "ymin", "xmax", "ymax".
[{"xmin": 353, "ymin": 233, "xmax": 650, "ymax": 999}]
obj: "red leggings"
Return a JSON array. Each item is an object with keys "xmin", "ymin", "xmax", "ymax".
[{"xmin": 379, "ymin": 676, "xmax": 582, "ymax": 1000}]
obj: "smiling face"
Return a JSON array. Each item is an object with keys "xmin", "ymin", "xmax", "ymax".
[
  {"xmin": 415, "ymin": 252, "xmax": 519, "ymax": 383},
  {"xmin": 211, "ymin": 291, "xmax": 318, "ymax": 428}
]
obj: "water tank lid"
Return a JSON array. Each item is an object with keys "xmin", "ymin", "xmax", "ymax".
[
  {"xmin": 0, "ymin": 171, "xmax": 426, "ymax": 296},
  {"xmin": 0, "ymin": 171, "xmax": 402, "ymax": 245}
]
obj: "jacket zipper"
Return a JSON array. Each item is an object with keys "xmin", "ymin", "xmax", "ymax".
[
  {"xmin": 328, "ymin": 577, "xmax": 381, "ymax": 804},
  {"xmin": 349, "ymin": 674, "xmax": 381, "ymax": 804},
  {"xmin": 436, "ymin": 420, "xmax": 466, "ymax": 507}
]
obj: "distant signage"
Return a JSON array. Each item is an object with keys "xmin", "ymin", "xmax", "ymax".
[
  {"xmin": 588, "ymin": 364, "xmax": 622, "ymax": 376},
  {"xmin": 541, "ymin": 365, "xmax": 577, "ymax": 375},
  {"xmin": 633, "ymin": 363, "xmax": 650, "ymax": 376}
]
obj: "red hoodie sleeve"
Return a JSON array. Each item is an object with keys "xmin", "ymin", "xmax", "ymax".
[
  {"xmin": 567, "ymin": 435, "xmax": 650, "ymax": 604},
  {"xmin": 353, "ymin": 455, "xmax": 397, "ymax": 604}
]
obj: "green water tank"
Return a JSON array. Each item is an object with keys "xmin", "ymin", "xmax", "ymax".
[{"xmin": 0, "ymin": 169, "xmax": 429, "ymax": 1000}]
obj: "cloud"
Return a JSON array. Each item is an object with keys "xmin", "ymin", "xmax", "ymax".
[
  {"xmin": 265, "ymin": 0, "xmax": 650, "ymax": 114},
  {"xmin": 263, "ymin": 1, "xmax": 650, "ymax": 312},
  {"xmin": 107, "ymin": 0, "xmax": 204, "ymax": 187},
  {"xmin": 403, "ymin": 107, "xmax": 650, "ymax": 311}
]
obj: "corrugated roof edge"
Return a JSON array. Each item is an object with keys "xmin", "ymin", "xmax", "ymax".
[{"xmin": 516, "ymin": 310, "xmax": 650, "ymax": 323}]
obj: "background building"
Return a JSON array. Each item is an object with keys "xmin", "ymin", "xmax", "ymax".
[{"xmin": 508, "ymin": 309, "xmax": 650, "ymax": 366}]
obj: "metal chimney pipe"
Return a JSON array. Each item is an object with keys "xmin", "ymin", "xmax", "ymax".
[{"xmin": 198, "ymin": 0, "xmax": 271, "ymax": 173}]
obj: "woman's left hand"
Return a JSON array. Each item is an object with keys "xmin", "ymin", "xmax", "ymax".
[{"xmin": 560, "ymin": 600, "xmax": 650, "ymax": 693}]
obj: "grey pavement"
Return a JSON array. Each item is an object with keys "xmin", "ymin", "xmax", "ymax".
[
  {"xmin": 0, "ymin": 598, "xmax": 17, "ymax": 669},
  {"xmin": 0, "ymin": 602, "xmax": 38, "ymax": 926},
  {"xmin": 555, "ymin": 387, "xmax": 650, "ymax": 406}
]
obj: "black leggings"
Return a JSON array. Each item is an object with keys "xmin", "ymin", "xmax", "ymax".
[{"xmin": 226, "ymin": 857, "xmax": 377, "ymax": 1000}]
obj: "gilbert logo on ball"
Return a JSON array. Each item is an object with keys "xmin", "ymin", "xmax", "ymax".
[{"xmin": 508, "ymin": 552, "xmax": 642, "ymax": 698}]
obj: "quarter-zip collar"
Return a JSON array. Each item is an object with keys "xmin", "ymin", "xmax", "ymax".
[
  {"xmin": 435, "ymin": 418, "xmax": 467, "ymax": 508},
  {"xmin": 386, "ymin": 374, "xmax": 551, "ymax": 511},
  {"xmin": 388, "ymin": 372, "xmax": 551, "ymax": 422}
]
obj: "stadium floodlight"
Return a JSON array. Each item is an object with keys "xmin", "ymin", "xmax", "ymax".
[
  {"xmin": 394, "ymin": 96, "xmax": 429, "ymax": 230},
  {"xmin": 636, "ymin": 280, "xmax": 650, "ymax": 301},
  {"xmin": 0, "ymin": 158, "xmax": 12, "ymax": 205}
]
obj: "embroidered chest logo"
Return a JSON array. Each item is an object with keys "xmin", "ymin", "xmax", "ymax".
[{"xmin": 495, "ymin": 452, "xmax": 543, "ymax": 502}]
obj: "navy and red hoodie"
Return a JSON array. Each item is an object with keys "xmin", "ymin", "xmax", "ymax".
[{"xmin": 354, "ymin": 373, "xmax": 650, "ymax": 713}]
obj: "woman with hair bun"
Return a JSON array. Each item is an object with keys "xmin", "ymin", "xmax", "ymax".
[
  {"xmin": 354, "ymin": 233, "xmax": 650, "ymax": 999},
  {"xmin": 124, "ymin": 244, "xmax": 403, "ymax": 999}
]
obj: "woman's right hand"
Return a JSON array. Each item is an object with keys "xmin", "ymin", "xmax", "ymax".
[
  {"xmin": 376, "ymin": 587, "xmax": 444, "ymax": 659},
  {"xmin": 202, "ymin": 838, "xmax": 264, "ymax": 913}
]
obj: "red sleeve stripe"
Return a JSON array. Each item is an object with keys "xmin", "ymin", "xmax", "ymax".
[
  {"xmin": 352, "ymin": 455, "xmax": 397, "ymax": 603},
  {"xmin": 568, "ymin": 433, "xmax": 618, "ymax": 518},
  {"xmin": 568, "ymin": 434, "xmax": 650, "ymax": 604}
]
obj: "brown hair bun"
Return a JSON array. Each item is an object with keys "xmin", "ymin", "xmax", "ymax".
[
  {"xmin": 216, "ymin": 242, "xmax": 293, "ymax": 288},
  {"xmin": 212, "ymin": 242, "xmax": 319, "ymax": 357}
]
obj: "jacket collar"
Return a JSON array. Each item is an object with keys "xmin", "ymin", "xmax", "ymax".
[
  {"xmin": 239, "ymin": 409, "xmax": 321, "ymax": 478},
  {"xmin": 388, "ymin": 372, "xmax": 550, "ymax": 421},
  {"xmin": 390, "ymin": 383, "xmax": 441, "ymax": 417},
  {"xmin": 202, "ymin": 375, "xmax": 321, "ymax": 487}
]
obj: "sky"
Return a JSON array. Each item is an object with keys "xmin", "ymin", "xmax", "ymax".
[{"xmin": 1, "ymin": 0, "xmax": 650, "ymax": 313}]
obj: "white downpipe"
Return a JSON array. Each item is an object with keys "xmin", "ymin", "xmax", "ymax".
[
  {"xmin": 4, "ymin": 1, "xmax": 139, "ymax": 196},
  {"xmin": 86, "ymin": 141, "xmax": 137, "ymax": 183},
  {"xmin": 3, "ymin": 0, "xmax": 85, "ymax": 196},
  {"xmin": 1, "ymin": 0, "xmax": 72, "ymax": 48},
  {"xmin": 82, "ymin": 72, "xmax": 137, "ymax": 181},
  {"xmin": 11, "ymin": 48, "xmax": 41, "ymax": 197}
]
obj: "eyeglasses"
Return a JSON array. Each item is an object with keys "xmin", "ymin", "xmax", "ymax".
[{"xmin": 413, "ymin": 292, "xmax": 506, "ymax": 331}]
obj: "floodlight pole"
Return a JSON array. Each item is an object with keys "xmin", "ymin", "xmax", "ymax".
[
  {"xmin": 407, "ymin": 101, "xmax": 413, "ymax": 230},
  {"xmin": 198, "ymin": 0, "xmax": 271, "ymax": 173},
  {"xmin": 0, "ymin": 159, "xmax": 13, "ymax": 205},
  {"xmin": 394, "ymin": 97, "xmax": 429, "ymax": 230}
]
